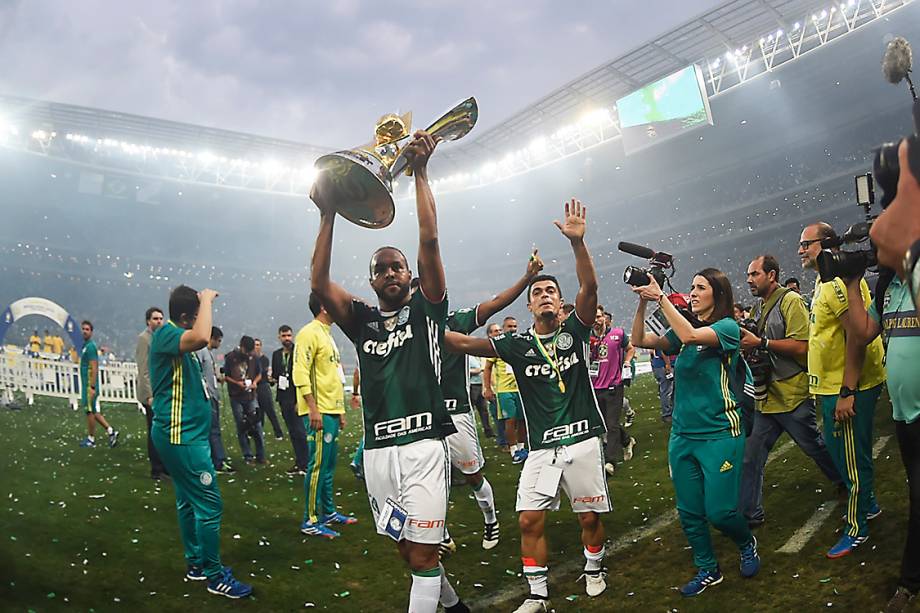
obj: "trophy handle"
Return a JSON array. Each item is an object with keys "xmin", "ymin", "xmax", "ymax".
[{"xmin": 389, "ymin": 97, "xmax": 478, "ymax": 179}]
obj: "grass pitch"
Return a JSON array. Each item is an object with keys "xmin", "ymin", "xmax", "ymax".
[{"xmin": 0, "ymin": 377, "xmax": 910, "ymax": 612}]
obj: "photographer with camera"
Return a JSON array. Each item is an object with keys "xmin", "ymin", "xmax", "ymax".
[
  {"xmin": 799, "ymin": 222, "xmax": 886, "ymax": 558},
  {"xmin": 872, "ymin": 138, "xmax": 920, "ymax": 309},
  {"xmin": 631, "ymin": 268, "xmax": 759, "ymax": 597},
  {"xmin": 840, "ymin": 249, "xmax": 920, "ymax": 611},
  {"xmin": 224, "ymin": 335, "xmax": 266, "ymax": 465},
  {"xmin": 738, "ymin": 255, "xmax": 842, "ymax": 529}
]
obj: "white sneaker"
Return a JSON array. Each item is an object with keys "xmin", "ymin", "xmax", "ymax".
[
  {"xmin": 580, "ymin": 570, "xmax": 607, "ymax": 597},
  {"xmin": 604, "ymin": 462, "xmax": 615, "ymax": 476},
  {"xmin": 623, "ymin": 437, "xmax": 637, "ymax": 461},
  {"xmin": 512, "ymin": 597, "xmax": 551, "ymax": 613},
  {"xmin": 482, "ymin": 521, "xmax": 500, "ymax": 550}
]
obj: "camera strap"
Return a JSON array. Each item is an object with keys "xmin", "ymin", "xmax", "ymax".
[{"xmin": 755, "ymin": 287, "xmax": 790, "ymax": 335}]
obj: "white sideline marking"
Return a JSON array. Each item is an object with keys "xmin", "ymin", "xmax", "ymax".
[
  {"xmin": 776, "ymin": 435, "xmax": 890, "ymax": 554},
  {"xmin": 469, "ymin": 438, "xmax": 799, "ymax": 610}
]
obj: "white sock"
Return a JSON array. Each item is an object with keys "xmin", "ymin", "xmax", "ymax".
[
  {"xmin": 523, "ymin": 559, "xmax": 549, "ymax": 598},
  {"xmin": 473, "ymin": 478, "xmax": 497, "ymax": 524},
  {"xmin": 443, "ymin": 526, "xmax": 451, "ymax": 542},
  {"xmin": 87, "ymin": 435, "xmax": 95, "ymax": 442},
  {"xmin": 584, "ymin": 545, "xmax": 605, "ymax": 572},
  {"xmin": 409, "ymin": 571, "xmax": 441, "ymax": 613},
  {"xmin": 438, "ymin": 564, "xmax": 460, "ymax": 608},
  {"xmin": 106, "ymin": 426, "xmax": 114, "ymax": 435}
]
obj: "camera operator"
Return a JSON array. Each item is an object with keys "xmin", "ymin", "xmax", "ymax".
[
  {"xmin": 842, "ymin": 257, "xmax": 920, "ymax": 611},
  {"xmin": 799, "ymin": 222, "xmax": 886, "ymax": 558},
  {"xmin": 631, "ymin": 269, "xmax": 759, "ymax": 596},
  {"xmin": 738, "ymin": 255, "xmax": 842, "ymax": 528},
  {"xmin": 871, "ymin": 138, "xmax": 920, "ymax": 308}
]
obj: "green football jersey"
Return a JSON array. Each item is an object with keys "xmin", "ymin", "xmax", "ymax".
[
  {"xmin": 442, "ymin": 306, "xmax": 482, "ymax": 415},
  {"xmin": 491, "ymin": 311, "xmax": 606, "ymax": 451},
  {"xmin": 665, "ymin": 317, "xmax": 743, "ymax": 439},
  {"xmin": 346, "ymin": 289, "xmax": 457, "ymax": 450},
  {"xmin": 149, "ymin": 321, "xmax": 211, "ymax": 445},
  {"xmin": 80, "ymin": 339, "xmax": 99, "ymax": 390}
]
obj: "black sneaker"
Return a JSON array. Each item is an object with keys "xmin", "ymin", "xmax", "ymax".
[
  {"xmin": 108, "ymin": 430, "xmax": 120, "ymax": 448},
  {"xmin": 216, "ymin": 464, "xmax": 236, "ymax": 475},
  {"xmin": 286, "ymin": 465, "xmax": 300, "ymax": 476}
]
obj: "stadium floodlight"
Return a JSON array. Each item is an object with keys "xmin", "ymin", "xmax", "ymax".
[
  {"xmin": 299, "ymin": 166, "xmax": 317, "ymax": 185},
  {"xmin": 776, "ymin": 29, "xmax": 783, "ymax": 37},
  {"xmin": 821, "ymin": 9, "xmax": 827, "ymax": 17},
  {"xmin": 480, "ymin": 161, "xmax": 497, "ymax": 176},
  {"xmin": 529, "ymin": 135, "xmax": 548, "ymax": 156},
  {"xmin": 578, "ymin": 108, "xmax": 611, "ymax": 127},
  {"xmin": 794, "ymin": 21, "xmax": 801, "ymax": 29},
  {"xmin": 31, "ymin": 130, "xmax": 48, "ymax": 140},
  {"xmin": 197, "ymin": 151, "xmax": 217, "ymax": 164}
]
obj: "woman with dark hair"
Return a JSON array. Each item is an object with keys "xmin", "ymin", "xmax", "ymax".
[{"xmin": 630, "ymin": 268, "xmax": 760, "ymax": 597}]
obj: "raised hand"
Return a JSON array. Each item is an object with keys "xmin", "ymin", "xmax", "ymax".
[
  {"xmin": 198, "ymin": 288, "xmax": 219, "ymax": 302},
  {"xmin": 403, "ymin": 130, "xmax": 440, "ymax": 174},
  {"xmin": 553, "ymin": 198, "xmax": 587, "ymax": 242},
  {"xmin": 526, "ymin": 248, "xmax": 544, "ymax": 278}
]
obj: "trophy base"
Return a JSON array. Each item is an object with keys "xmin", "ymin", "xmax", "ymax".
[{"xmin": 314, "ymin": 150, "xmax": 396, "ymax": 229}]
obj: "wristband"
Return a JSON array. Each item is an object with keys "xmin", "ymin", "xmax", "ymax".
[{"xmin": 760, "ymin": 337, "xmax": 769, "ymax": 351}]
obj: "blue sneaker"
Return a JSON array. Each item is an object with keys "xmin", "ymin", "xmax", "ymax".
[
  {"xmin": 827, "ymin": 534, "xmax": 867, "ymax": 559},
  {"xmin": 739, "ymin": 536, "xmax": 760, "ymax": 577},
  {"xmin": 680, "ymin": 567, "xmax": 723, "ymax": 597},
  {"xmin": 185, "ymin": 566, "xmax": 208, "ymax": 581},
  {"xmin": 207, "ymin": 567, "xmax": 252, "ymax": 599},
  {"xmin": 300, "ymin": 520, "xmax": 340, "ymax": 539},
  {"xmin": 349, "ymin": 461, "xmax": 364, "ymax": 480},
  {"xmin": 79, "ymin": 437, "xmax": 95, "ymax": 448},
  {"xmin": 322, "ymin": 512, "xmax": 358, "ymax": 526},
  {"xmin": 512, "ymin": 448, "xmax": 528, "ymax": 464}
]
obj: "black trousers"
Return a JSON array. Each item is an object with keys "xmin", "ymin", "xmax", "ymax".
[
  {"xmin": 280, "ymin": 398, "xmax": 309, "ymax": 469},
  {"xmin": 896, "ymin": 419, "xmax": 920, "ymax": 593},
  {"xmin": 142, "ymin": 403, "xmax": 166, "ymax": 476},
  {"xmin": 257, "ymin": 383, "xmax": 284, "ymax": 438},
  {"xmin": 596, "ymin": 385, "xmax": 629, "ymax": 464}
]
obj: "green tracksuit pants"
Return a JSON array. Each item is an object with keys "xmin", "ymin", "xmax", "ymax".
[
  {"xmin": 151, "ymin": 429, "xmax": 223, "ymax": 581},
  {"xmin": 303, "ymin": 413, "xmax": 340, "ymax": 524},
  {"xmin": 818, "ymin": 384, "xmax": 882, "ymax": 538},
  {"xmin": 669, "ymin": 433, "xmax": 753, "ymax": 572}
]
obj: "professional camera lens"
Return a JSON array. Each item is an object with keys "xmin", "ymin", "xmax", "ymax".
[
  {"xmin": 623, "ymin": 266, "xmax": 651, "ymax": 287},
  {"xmin": 873, "ymin": 143, "xmax": 900, "ymax": 208},
  {"xmin": 816, "ymin": 249, "xmax": 878, "ymax": 282}
]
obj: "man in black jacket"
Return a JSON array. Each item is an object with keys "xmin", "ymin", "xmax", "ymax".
[
  {"xmin": 271, "ymin": 325, "xmax": 308, "ymax": 475},
  {"xmin": 254, "ymin": 338, "xmax": 285, "ymax": 440}
]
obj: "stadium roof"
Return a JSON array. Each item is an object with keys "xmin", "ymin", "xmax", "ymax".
[
  {"xmin": 439, "ymin": 0, "xmax": 876, "ymax": 167},
  {"xmin": 0, "ymin": 93, "xmax": 330, "ymax": 162}
]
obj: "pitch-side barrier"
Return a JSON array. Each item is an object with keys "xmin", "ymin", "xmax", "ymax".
[{"xmin": 0, "ymin": 353, "xmax": 138, "ymax": 409}]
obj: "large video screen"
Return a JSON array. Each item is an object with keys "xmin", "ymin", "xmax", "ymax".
[{"xmin": 616, "ymin": 64, "xmax": 713, "ymax": 155}]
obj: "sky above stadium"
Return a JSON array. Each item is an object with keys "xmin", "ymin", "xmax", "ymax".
[{"xmin": 0, "ymin": 0, "xmax": 724, "ymax": 148}]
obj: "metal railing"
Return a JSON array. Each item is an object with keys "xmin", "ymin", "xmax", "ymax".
[{"xmin": 0, "ymin": 353, "xmax": 138, "ymax": 408}]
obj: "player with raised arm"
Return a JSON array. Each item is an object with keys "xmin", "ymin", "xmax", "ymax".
[
  {"xmin": 442, "ymin": 251, "xmax": 544, "ymax": 551},
  {"xmin": 445, "ymin": 199, "xmax": 610, "ymax": 613},
  {"xmin": 310, "ymin": 130, "xmax": 469, "ymax": 613}
]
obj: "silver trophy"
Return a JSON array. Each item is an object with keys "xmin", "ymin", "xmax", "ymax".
[{"xmin": 313, "ymin": 97, "xmax": 478, "ymax": 229}]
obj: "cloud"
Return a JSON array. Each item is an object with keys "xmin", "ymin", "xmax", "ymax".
[{"xmin": 0, "ymin": 0, "xmax": 725, "ymax": 148}]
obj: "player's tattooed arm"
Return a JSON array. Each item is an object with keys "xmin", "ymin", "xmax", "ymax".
[
  {"xmin": 555, "ymin": 198, "xmax": 597, "ymax": 326},
  {"xmin": 405, "ymin": 130, "xmax": 446, "ymax": 303},
  {"xmin": 445, "ymin": 331, "xmax": 497, "ymax": 358},
  {"xmin": 476, "ymin": 249, "xmax": 544, "ymax": 325}
]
